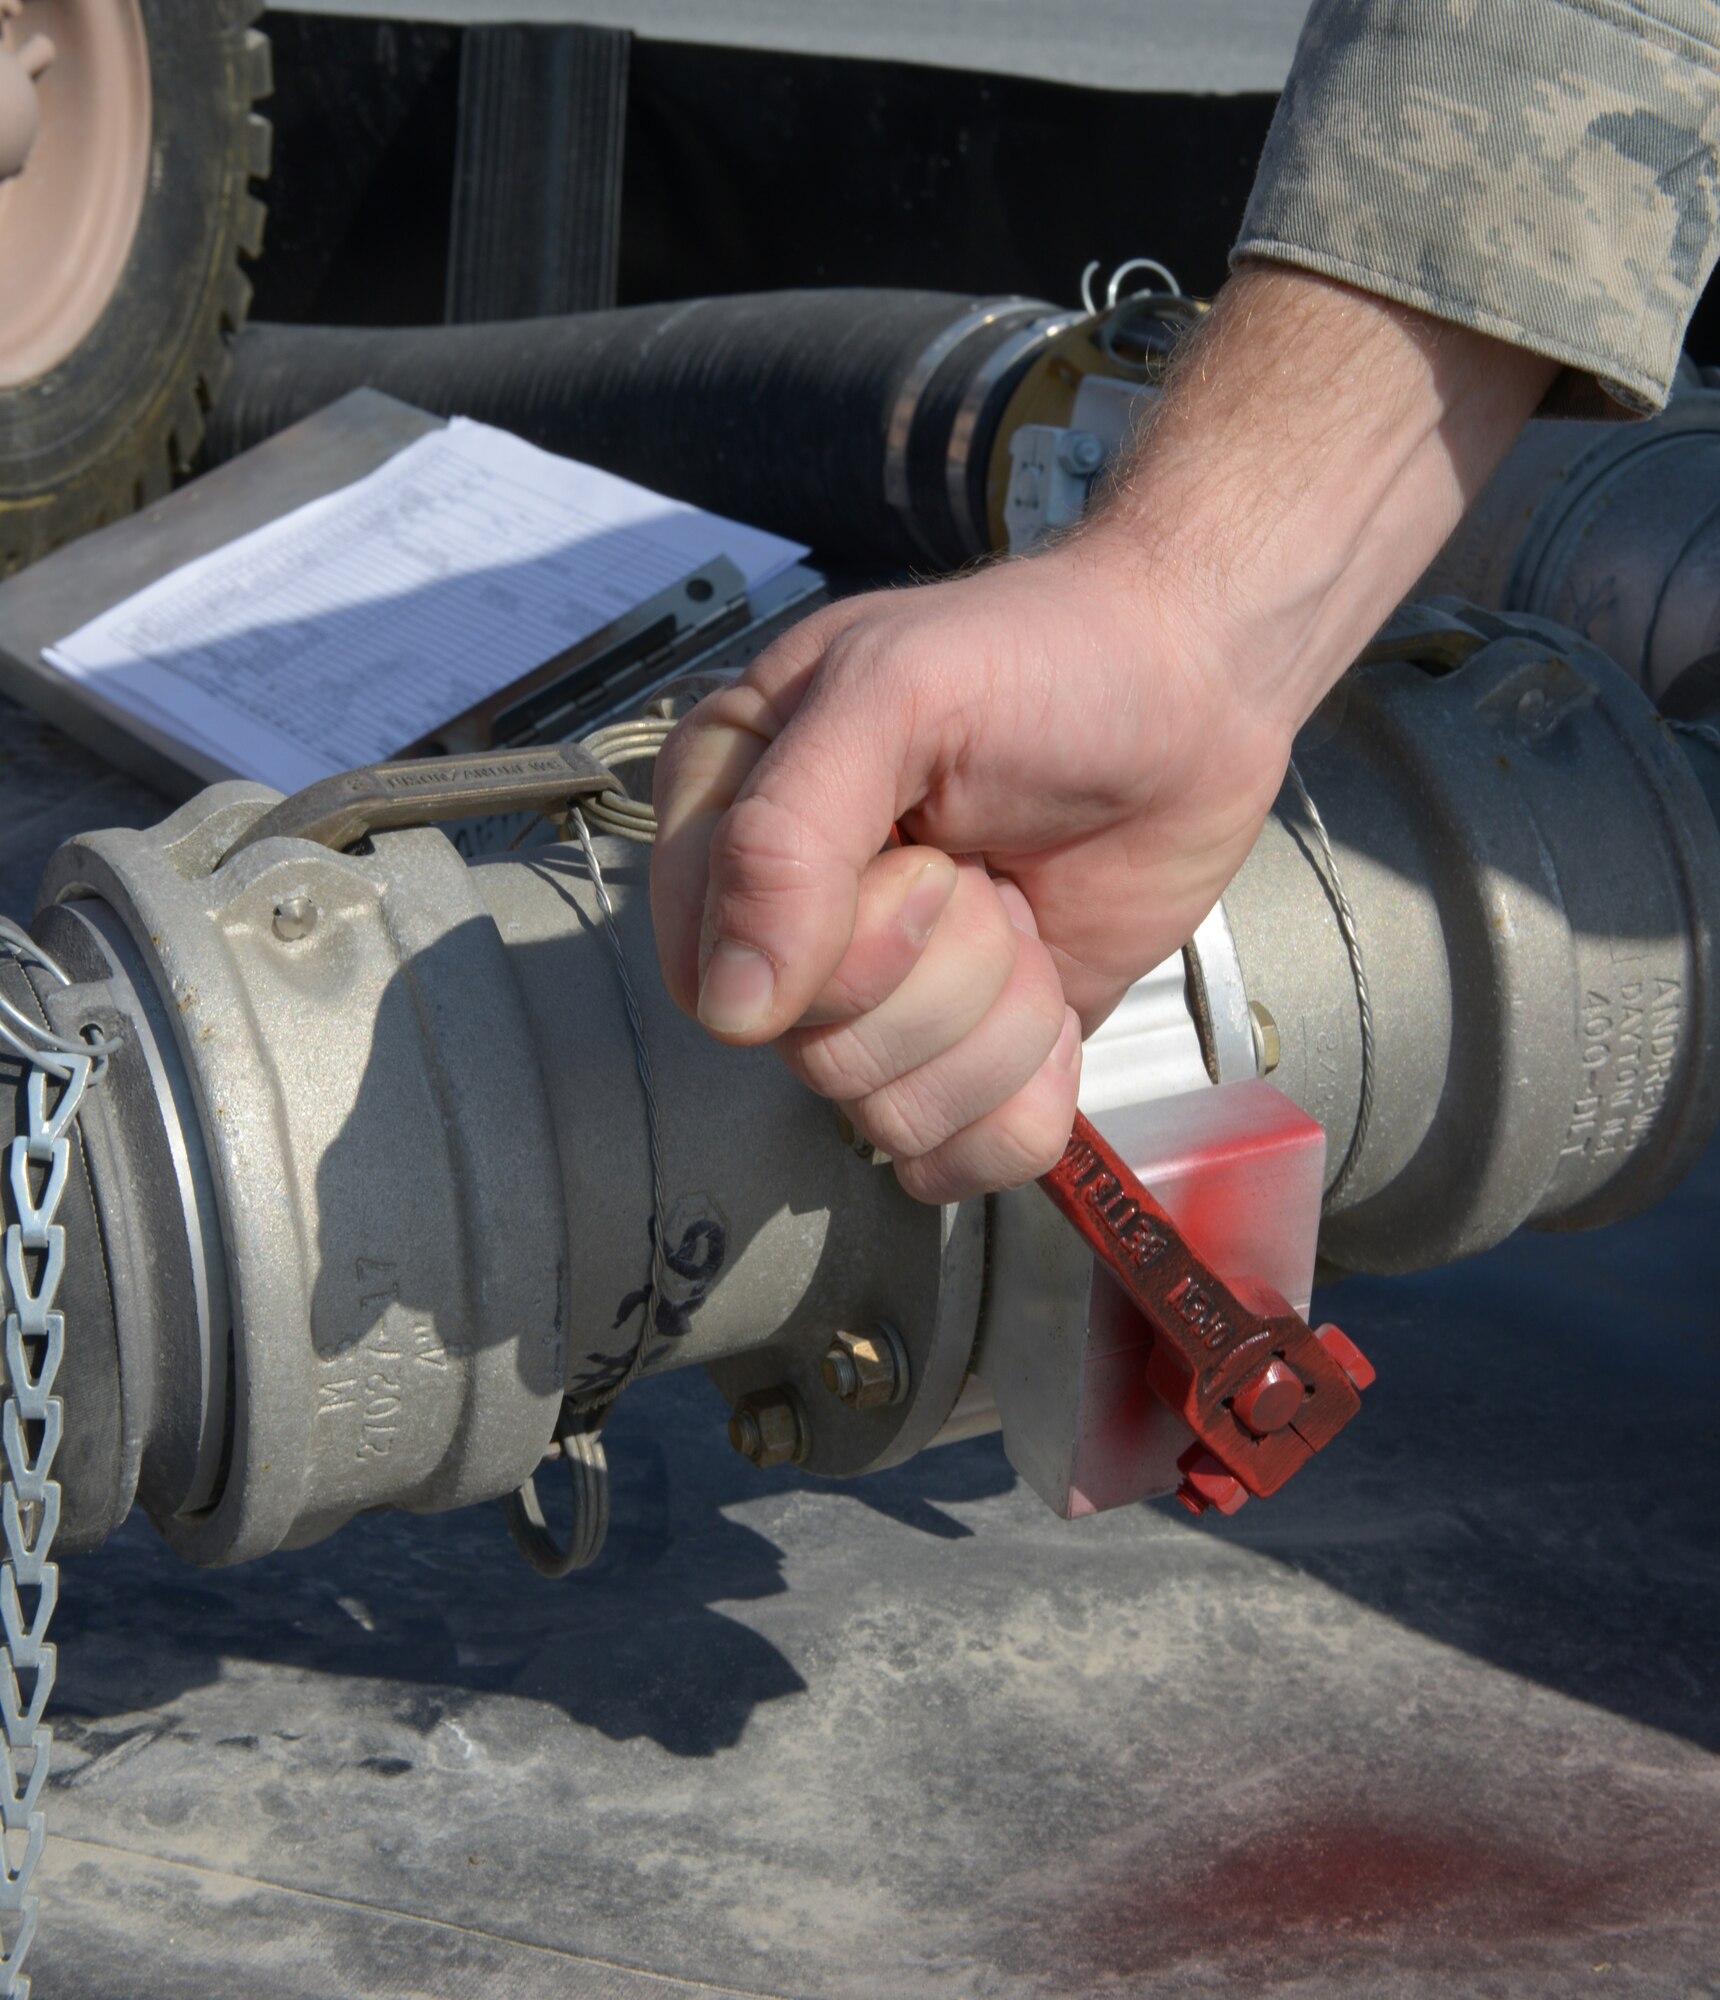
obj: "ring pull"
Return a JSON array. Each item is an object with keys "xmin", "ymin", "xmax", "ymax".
[{"xmin": 501, "ymin": 1402, "xmax": 610, "ymax": 1578}]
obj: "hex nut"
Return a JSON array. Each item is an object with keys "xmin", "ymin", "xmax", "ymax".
[
  {"xmin": 820, "ymin": 1325, "xmax": 908, "ymax": 1412},
  {"xmin": 1057, "ymin": 428, "xmax": 1105, "ymax": 476},
  {"xmin": 272, "ymin": 895, "xmax": 318, "ymax": 943},
  {"xmin": 727, "ymin": 1388, "xmax": 809, "ymax": 1468},
  {"xmin": 1248, "ymin": 1000, "xmax": 1281, "ymax": 1075}
]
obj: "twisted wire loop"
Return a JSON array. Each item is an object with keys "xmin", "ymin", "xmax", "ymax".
[
  {"xmin": 565, "ymin": 807, "xmax": 670, "ymax": 1411},
  {"xmin": 503, "ymin": 735, "xmax": 674, "ymax": 1572},
  {"xmin": 577, "ymin": 717, "xmax": 672, "ymax": 845},
  {"xmin": 1078, "ymin": 256, "xmax": 1184, "ymax": 315},
  {"xmin": 0, "ymin": 922, "xmax": 112, "ymax": 1997},
  {"xmin": 0, "ymin": 920, "xmax": 118, "ymax": 1083},
  {"xmin": 1668, "ymin": 716, "xmax": 1720, "ymax": 755},
  {"xmin": 1283, "ymin": 761, "xmax": 1376, "ymax": 1210}
]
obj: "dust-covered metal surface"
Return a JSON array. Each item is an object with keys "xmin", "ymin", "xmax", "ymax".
[{"xmin": 4, "ymin": 692, "xmax": 1719, "ymax": 1998}]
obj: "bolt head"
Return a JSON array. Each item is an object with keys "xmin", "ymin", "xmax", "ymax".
[
  {"xmin": 821, "ymin": 1325, "xmax": 906, "ymax": 1411},
  {"xmin": 1314, "ymin": 1322, "xmax": 1375, "ymax": 1392},
  {"xmin": 727, "ymin": 1389, "xmax": 807, "ymax": 1468},
  {"xmin": 1231, "ymin": 1357, "xmax": 1305, "ymax": 1437},
  {"xmin": 1248, "ymin": 1000, "xmax": 1281, "ymax": 1075},
  {"xmin": 1057, "ymin": 429, "xmax": 1105, "ymax": 476},
  {"xmin": 1176, "ymin": 1450, "xmax": 1248, "ymax": 1518},
  {"xmin": 272, "ymin": 895, "xmax": 318, "ymax": 942},
  {"xmin": 1516, "ymin": 685, "xmax": 1551, "ymax": 737}
]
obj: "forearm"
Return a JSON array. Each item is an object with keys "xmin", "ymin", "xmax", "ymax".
[{"xmin": 1078, "ymin": 265, "xmax": 1559, "ymax": 738}]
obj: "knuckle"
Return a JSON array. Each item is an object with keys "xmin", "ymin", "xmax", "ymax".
[
  {"xmin": 706, "ymin": 792, "xmax": 815, "ymax": 906},
  {"xmin": 783, "ymin": 1022, "xmax": 893, "ymax": 1103},
  {"xmin": 1009, "ymin": 947, "xmax": 1071, "ymax": 1051},
  {"xmin": 851, "ymin": 1071, "xmax": 955, "ymax": 1162},
  {"xmin": 990, "ymin": 1090, "xmax": 1077, "ymax": 1188},
  {"xmin": 892, "ymin": 1145, "xmax": 987, "ymax": 1207}
]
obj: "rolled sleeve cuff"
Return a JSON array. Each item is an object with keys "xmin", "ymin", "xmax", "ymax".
[{"xmin": 1233, "ymin": 0, "xmax": 1720, "ymax": 417}]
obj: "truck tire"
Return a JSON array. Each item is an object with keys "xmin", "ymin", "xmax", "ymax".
[{"xmin": 0, "ymin": 0, "xmax": 271, "ymax": 577}]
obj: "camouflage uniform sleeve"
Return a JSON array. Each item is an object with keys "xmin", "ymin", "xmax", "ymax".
[{"xmin": 1233, "ymin": 0, "xmax": 1720, "ymax": 415}]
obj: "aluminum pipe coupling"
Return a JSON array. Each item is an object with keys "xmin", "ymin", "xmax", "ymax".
[{"xmin": 1224, "ymin": 600, "xmax": 1720, "ymax": 1273}]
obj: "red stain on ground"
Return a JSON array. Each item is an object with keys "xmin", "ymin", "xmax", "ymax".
[
  {"xmin": 1155, "ymin": 1814, "xmax": 1615, "ymax": 1941},
  {"xmin": 1029, "ymin": 1800, "xmax": 1718, "ymax": 1987}
]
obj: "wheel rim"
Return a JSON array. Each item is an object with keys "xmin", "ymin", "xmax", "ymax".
[{"xmin": 0, "ymin": 0, "xmax": 151, "ymax": 392}]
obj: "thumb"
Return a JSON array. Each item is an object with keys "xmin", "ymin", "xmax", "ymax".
[{"xmin": 651, "ymin": 660, "xmax": 911, "ymax": 1042}]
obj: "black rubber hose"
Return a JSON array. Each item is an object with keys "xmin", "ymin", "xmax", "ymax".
[{"xmin": 208, "ymin": 290, "xmax": 1065, "ymax": 571}]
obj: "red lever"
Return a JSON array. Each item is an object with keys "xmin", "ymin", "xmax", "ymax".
[{"xmin": 1039, "ymin": 1110, "xmax": 1374, "ymax": 1517}]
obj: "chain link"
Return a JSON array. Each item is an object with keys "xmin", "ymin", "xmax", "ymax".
[{"xmin": 0, "ymin": 920, "xmax": 112, "ymax": 1998}]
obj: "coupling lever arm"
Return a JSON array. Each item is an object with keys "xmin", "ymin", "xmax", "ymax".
[{"xmin": 223, "ymin": 742, "xmax": 619, "ymax": 860}]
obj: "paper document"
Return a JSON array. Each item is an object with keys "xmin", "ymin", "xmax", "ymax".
[{"xmin": 44, "ymin": 418, "xmax": 808, "ymax": 793}]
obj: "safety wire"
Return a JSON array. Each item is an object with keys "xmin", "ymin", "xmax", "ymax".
[
  {"xmin": 1282, "ymin": 762, "xmax": 1375, "ymax": 1210},
  {"xmin": 1079, "ymin": 256, "xmax": 1184, "ymax": 314},
  {"xmin": 1669, "ymin": 716, "xmax": 1720, "ymax": 756},
  {"xmin": 566, "ymin": 722, "xmax": 671, "ymax": 1407},
  {"xmin": 578, "ymin": 717, "xmax": 674, "ymax": 845},
  {"xmin": 0, "ymin": 920, "xmax": 119, "ymax": 1080}
]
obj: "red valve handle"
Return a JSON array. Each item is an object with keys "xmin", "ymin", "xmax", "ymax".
[{"xmin": 1039, "ymin": 1111, "xmax": 1375, "ymax": 1517}]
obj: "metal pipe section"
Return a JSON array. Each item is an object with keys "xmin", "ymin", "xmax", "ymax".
[
  {"xmin": 26, "ymin": 786, "xmax": 982, "ymax": 1563},
  {"xmin": 1225, "ymin": 602, "xmax": 1720, "ymax": 1273},
  {"xmin": 1423, "ymin": 385, "xmax": 1720, "ymax": 707},
  {"xmin": 9, "ymin": 602, "xmax": 1719, "ymax": 1568}
]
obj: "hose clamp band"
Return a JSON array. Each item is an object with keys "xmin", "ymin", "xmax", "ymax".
[
  {"xmin": 943, "ymin": 311, "xmax": 1082, "ymax": 561},
  {"xmin": 883, "ymin": 299, "xmax": 1044, "ymax": 558}
]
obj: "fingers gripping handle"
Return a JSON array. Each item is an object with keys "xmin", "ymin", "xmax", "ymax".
[{"xmin": 1038, "ymin": 1112, "xmax": 1374, "ymax": 1516}]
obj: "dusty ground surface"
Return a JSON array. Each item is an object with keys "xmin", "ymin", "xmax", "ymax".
[{"xmin": 2, "ymin": 695, "xmax": 1717, "ymax": 1998}]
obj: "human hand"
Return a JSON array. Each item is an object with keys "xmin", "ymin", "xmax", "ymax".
[
  {"xmin": 649, "ymin": 542, "xmax": 1292, "ymax": 1204},
  {"xmin": 651, "ymin": 268, "xmax": 1557, "ymax": 1205}
]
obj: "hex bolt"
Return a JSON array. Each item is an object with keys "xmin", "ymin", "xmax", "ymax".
[
  {"xmin": 271, "ymin": 895, "xmax": 318, "ymax": 942},
  {"xmin": 820, "ymin": 1324, "xmax": 909, "ymax": 1411},
  {"xmin": 1314, "ymin": 1322, "xmax": 1376, "ymax": 1391},
  {"xmin": 1516, "ymin": 685, "xmax": 1550, "ymax": 734},
  {"xmin": 1057, "ymin": 429, "xmax": 1106, "ymax": 477},
  {"xmin": 823, "ymin": 1347, "xmax": 859, "ymax": 1402},
  {"xmin": 1230, "ymin": 1356, "xmax": 1306, "ymax": 1437},
  {"xmin": 1248, "ymin": 1000, "xmax": 1281, "ymax": 1075},
  {"xmin": 1176, "ymin": 1451, "xmax": 1249, "ymax": 1519},
  {"xmin": 728, "ymin": 1388, "xmax": 809, "ymax": 1469}
]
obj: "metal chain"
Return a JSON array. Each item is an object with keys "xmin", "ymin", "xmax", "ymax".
[
  {"xmin": 0, "ymin": 920, "xmax": 114, "ymax": 1999},
  {"xmin": 1283, "ymin": 761, "xmax": 1376, "ymax": 1210}
]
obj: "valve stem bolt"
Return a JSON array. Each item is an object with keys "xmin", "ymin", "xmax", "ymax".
[{"xmin": 1230, "ymin": 1356, "xmax": 1306, "ymax": 1437}]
